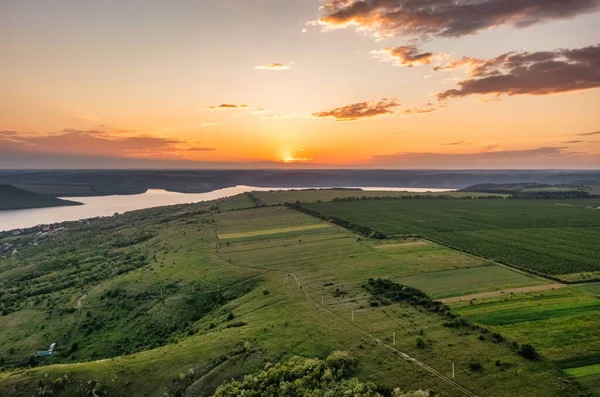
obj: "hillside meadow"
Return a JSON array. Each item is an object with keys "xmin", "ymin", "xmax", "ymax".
[{"xmin": 0, "ymin": 195, "xmax": 587, "ymax": 396}]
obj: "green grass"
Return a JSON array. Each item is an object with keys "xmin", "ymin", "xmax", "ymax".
[
  {"xmin": 451, "ymin": 288, "xmax": 600, "ymax": 366},
  {"xmin": 564, "ymin": 363, "xmax": 600, "ymax": 378},
  {"xmin": 577, "ymin": 282, "xmax": 600, "ymax": 295},
  {"xmin": 218, "ymin": 223, "xmax": 330, "ymax": 240},
  {"xmin": 303, "ymin": 199, "xmax": 600, "ymax": 279},
  {"xmin": 0, "ymin": 202, "xmax": 586, "ymax": 397},
  {"xmin": 397, "ymin": 265, "xmax": 545, "ymax": 299},
  {"xmin": 252, "ymin": 189, "xmax": 504, "ymax": 205},
  {"xmin": 215, "ymin": 193, "xmax": 256, "ymax": 211}
]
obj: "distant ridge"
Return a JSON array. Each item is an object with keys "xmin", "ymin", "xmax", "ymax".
[{"xmin": 0, "ymin": 185, "xmax": 82, "ymax": 211}]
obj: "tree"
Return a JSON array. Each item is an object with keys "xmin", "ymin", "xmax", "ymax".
[{"xmin": 211, "ymin": 352, "xmax": 421, "ymax": 397}]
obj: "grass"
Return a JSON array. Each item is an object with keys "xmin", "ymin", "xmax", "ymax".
[
  {"xmin": 564, "ymin": 363, "xmax": 600, "ymax": 378},
  {"xmin": 218, "ymin": 223, "xmax": 330, "ymax": 240},
  {"xmin": 303, "ymin": 199, "xmax": 600, "ymax": 280},
  {"xmin": 252, "ymin": 189, "xmax": 504, "ymax": 205},
  {"xmin": 397, "ymin": 265, "xmax": 545, "ymax": 299},
  {"xmin": 451, "ymin": 288, "xmax": 600, "ymax": 366},
  {"xmin": 0, "ymin": 201, "xmax": 587, "ymax": 397}
]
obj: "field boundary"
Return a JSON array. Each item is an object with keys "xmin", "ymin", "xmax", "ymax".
[
  {"xmin": 214, "ymin": 243, "xmax": 478, "ymax": 396},
  {"xmin": 440, "ymin": 283, "xmax": 567, "ymax": 303},
  {"xmin": 291, "ymin": 202, "xmax": 600, "ymax": 285}
]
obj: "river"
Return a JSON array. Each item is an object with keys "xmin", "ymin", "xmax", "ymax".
[{"xmin": 0, "ymin": 185, "xmax": 454, "ymax": 232}]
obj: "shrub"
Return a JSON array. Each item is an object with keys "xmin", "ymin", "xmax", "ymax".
[
  {"xmin": 225, "ymin": 321, "xmax": 246, "ymax": 328},
  {"xmin": 415, "ymin": 336, "xmax": 425, "ymax": 349},
  {"xmin": 469, "ymin": 362, "xmax": 482, "ymax": 371},
  {"xmin": 518, "ymin": 344, "xmax": 539, "ymax": 360}
]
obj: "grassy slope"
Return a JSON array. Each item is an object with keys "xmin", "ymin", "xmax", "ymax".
[
  {"xmin": 0, "ymin": 185, "xmax": 81, "ymax": 211},
  {"xmin": 0, "ymin": 203, "xmax": 583, "ymax": 397},
  {"xmin": 302, "ymin": 199, "xmax": 600, "ymax": 280}
]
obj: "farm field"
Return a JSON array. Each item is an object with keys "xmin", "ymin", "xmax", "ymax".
[
  {"xmin": 303, "ymin": 199, "xmax": 600, "ymax": 281},
  {"xmin": 397, "ymin": 265, "xmax": 544, "ymax": 299},
  {"xmin": 251, "ymin": 189, "xmax": 503, "ymax": 206},
  {"xmin": 0, "ymin": 196, "xmax": 590, "ymax": 397},
  {"xmin": 451, "ymin": 287, "xmax": 600, "ymax": 395},
  {"xmin": 215, "ymin": 207, "xmax": 577, "ymax": 397}
]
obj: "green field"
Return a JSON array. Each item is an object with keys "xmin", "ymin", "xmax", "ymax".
[
  {"xmin": 397, "ymin": 265, "xmax": 544, "ymax": 299},
  {"xmin": 0, "ymin": 198, "xmax": 584, "ymax": 397},
  {"xmin": 451, "ymin": 287, "xmax": 600, "ymax": 395},
  {"xmin": 252, "ymin": 189, "xmax": 503, "ymax": 205},
  {"xmin": 303, "ymin": 199, "xmax": 600, "ymax": 280}
]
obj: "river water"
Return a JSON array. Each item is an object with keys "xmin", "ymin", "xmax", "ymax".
[{"xmin": 0, "ymin": 185, "xmax": 453, "ymax": 232}]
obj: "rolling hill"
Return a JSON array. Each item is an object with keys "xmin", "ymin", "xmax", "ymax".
[{"xmin": 0, "ymin": 184, "xmax": 81, "ymax": 211}]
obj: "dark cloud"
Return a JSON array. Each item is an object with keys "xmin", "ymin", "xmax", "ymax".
[
  {"xmin": 370, "ymin": 146, "xmax": 599, "ymax": 168},
  {"xmin": 436, "ymin": 44, "xmax": 600, "ymax": 100},
  {"xmin": 373, "ymin": 46, "xmax": 434, "ymax": 67},
  {"xmin": 578, "ymin": 131, "xmax": 600, "ymax": 136},
  {"xmin": 313, "ymin": 99, "xmax": 399, "ymax": 121},
  {"xmin": 0, "ymin": 129, "xmax": 215, "ymax": 158},
  {"xmin": 563, "ymin": 140, "xmax": 584, "ymax": 144},
  {"xmin": 0, "ymin": 130, "xmax": 18, "ymax": 136},
  {"xmin": 319, "ymin": 0, "xmax": 600, "ymax": 39}
]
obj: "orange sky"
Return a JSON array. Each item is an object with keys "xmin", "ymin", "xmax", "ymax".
[{"xmin": 1, "ymin": 0, "xmax": 599, "ymax": 169}]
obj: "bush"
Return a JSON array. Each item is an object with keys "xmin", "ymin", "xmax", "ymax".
[
  {"xmin": 415, "ymin": 336, "xmax": 425, "ymax": 349},
  {"xmin": 226, "ymin": 312, "xmax": 235, "ymax": 321},
  {"xmin": 469, "ymin": 362, "xmax": 482, "ymax": 371},
  {"xmin": 225, "ymin": 321, "xmax": 246, "ymax": 328},
  {"xmin": 518, "ymin": 344, "xmax": 539, "ymax": 360}
]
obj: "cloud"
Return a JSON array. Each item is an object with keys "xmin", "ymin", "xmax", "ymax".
[
  {"xmin": 563, "ymin": 140, "xmax": 584, "ymax": 144},
  {"xmin": 0, "ymin": 130, "xmax": 19, "ymax": 136},
  {"xmin": 443, "ymin": 141, "xmax": 468, "ymax": 146},
  {"xmin": 183, "ymin": 147, "xmax": 217, "ymax": 152},
  {"xmin": 313, "ymin": 99, "xmax": 400, "ymax": 121},
  {"xmin": 0, "ymin": 129, "xmax": 215, "ymax": 159},
  {"xmin": 318, "ymin": 0, "xmax": 600, "ymax": 40},
  {"xmin": 60, "ymin": 128, "xmax": 105, "ymax": 134},
  {"xmin": 255, "ymin": 63, "xmax": 291, "ymax": 70},
  {"xmin": 205, "ymin": 104, "xmax": 241, "ymax": 110},
  {"xmin": 401, "ymin": 106, "xmax": 436, "ymax": 116},
  {"xmin": 372, "ymin": 46, "xmax": 435, "ymax": 67},
  {"xmin": 578, "ymin": 131, "xmax": 600, "ymax": 136},
  {"xmin": 370, "ymin": 146, "xmax": 599, "ymax": 168},
  {"xmin": 436, "ymin": 44, "xmax": 600, "ymax": 100},
  {"xmin": 202, "ymin": 104, "xmax": 256, "ymax": 112}
]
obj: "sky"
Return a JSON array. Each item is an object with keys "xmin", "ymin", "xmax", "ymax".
[{"xmin": 1, "ymin": 0, "xmax": 600, "ymax": 169}]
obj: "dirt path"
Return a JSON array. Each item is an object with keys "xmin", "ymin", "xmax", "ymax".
[
  {"xmin": 76, "ymin": 293, "xmax": 86, "ymax": 308},
  {"xmin": 440, "ymin": 283, "xmax": 567, "ymax": 304},
  {"xmin": 214, "ymin": 251, "xmax": 478, "ymax": 396}
]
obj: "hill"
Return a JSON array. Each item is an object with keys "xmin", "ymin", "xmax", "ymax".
[
  {"xmin": 0, "ymin": 185, "xmax": 81, "ymax": 210},
  {"xmin": 2, "ymin": 169, "xmax": 600, "ymax": 196},
  {"xmin": 0, "ymin": 193, "xmax": 587, "ymax": 397}
]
